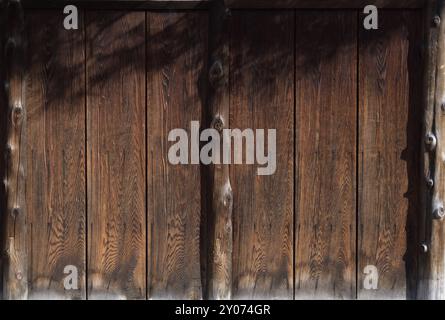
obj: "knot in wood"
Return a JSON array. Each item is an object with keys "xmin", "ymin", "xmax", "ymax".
[
  {"xmin": 433, "ymin": 204, "xmax": 445, "ymax": 220},
  {"xmin": 12, "ymin": 102, "xmax": 23, "ymax": 118},
  {"xmin": 426, "ymin": 177, "xmax": 434, "ymax": 189},
  {"xmin": 425, "ymin": 133, "xmax": 437, "ymax": 150},
  {"xmin": 223, "ymin": 191, "xmax": 232, "ymax": 208},
  {"xmin": 209, "ymin": 60, "xmax": 224, "ymax": 87},
  {"xmin": 212, "ymin": 116, "xmax": 225, "ymax": 133},
  {"xmin": 434, "ymin": 15, "xmax": 441, "ymax": 27},
  {"xmin": 5, "ymin": 143, "xmax": 13, "ymax": 157},
  {"xmin": 4, "ymin": 38, "xmax": 16, "ymax": 56},
  {"xmin": 12, "ymin": 207, "xmax": 21, "ymax": 218}
]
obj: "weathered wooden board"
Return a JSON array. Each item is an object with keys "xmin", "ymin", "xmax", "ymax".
[
  {"xmin": 0, "ymin": 5, "xmax": 6, "ymax": 301},
  {"xmin": 147, "ymin": 12, "xmax": 207, "ymax": 299},
  {"xmin": 358, "ymin": 11, "xmax": 422, "ymax": 300},
  {"xmin": 294, "ymin": 11, "xmax": 357, "ymax": 300},
  {"xmin": 86, "ymin": 12, "xmax": 146, "ymax": 299},
  {"xmin": 230, "ymin": 11, "xmax": 294, "ymax": 299},
  {"xmin": 25, "ymin": 11, "xmax": 86, "ymax": 300}
]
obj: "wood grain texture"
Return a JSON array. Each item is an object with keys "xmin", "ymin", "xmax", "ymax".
[
  {"xmin": 147, "ymin": 12, "xmax": 207, "ymax": 299},
  {"xmin": 418, "ymin": 0, "xmax": 445, "ymax": 300},
  {"xmin": 0, "ymin": 3, "xmax": 7, "ymax": 301},
  {"xmin": 230, "ymin": 11, "xmax": 294, "ymax": 299},
  {"xmin": 294, "ymin": 11, "xmax": 356, "ymax": 300},
  {"xmin": 3, "ymin": 0, "xmax": 28, "ymax": 300},
  {"xmin": 87, "ymin": 12, "xmax": 146, "ymax": 300},
  {"xmin": 358, "ymin": 11, "xmax": 422, "ymax": 299},
  {"xmin": 207, "ymin": 0, "xmax": 233, "ymax": 300},
  {"xmin": 25, "ymin": 11, "xmax": 86, "ymax": 300}
]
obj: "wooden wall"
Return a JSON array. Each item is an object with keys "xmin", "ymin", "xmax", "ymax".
[{"xmin": 0, "ymin": 9, "xmax": 423, "ymax": 299}]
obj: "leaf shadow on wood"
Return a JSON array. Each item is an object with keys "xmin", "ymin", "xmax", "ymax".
[{"xmin": 0, "ymin": 8, "xmax": 424, "ymax": 299}]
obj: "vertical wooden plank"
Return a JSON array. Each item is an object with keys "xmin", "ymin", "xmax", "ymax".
[
  {"xmin": 418, "ymin": 0, "xmax": 445, "ymax": 300},
  {"xmin": 3, "ymin": 0, "xmax": 28, "ymax": 300},
  {"xmin": 25, "ymin": 10, "xmax": 86, "ymax": 300},
  {"xmin": 359, "ymin": 11, "xmax": 423, "ymax": 299},
  {"xmin": 294, "ymin": 11, "xmax": 357, "ymax": 300},
  {"xmin": 87, "ymin": 12, "xmax": 146, "ymax": 300},
  {"xmin": 147, "ymin": 12, "xmax": 207, "ymax": 299},
  {"xmin": 207, "ymin": 0, "xmax": 232, "ymax": 300},
  {"xmin": 0, "ymin": 2, "xmax": 7, "ymax": 300},
  {"xmin": 230, "ymin": 11, "xmax": 294, "ymax": 299}
]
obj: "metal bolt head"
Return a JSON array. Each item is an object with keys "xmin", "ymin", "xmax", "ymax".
[
  {"xmin": 434, "ymin": 15, "xmax": 441, "ymax": 27},
  {"xmin": 420, "ymin": 243, "xmax": 428, "ymax": 253},
  {"xmin": 434, "ymin": 205, "xmax": 445, "ymax": 219}
]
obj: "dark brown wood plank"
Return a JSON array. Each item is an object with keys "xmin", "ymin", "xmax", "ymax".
[
  {"xmin": 230, "ymin": 11, "xmax": 294, "ymax": 299},
  {"xmin": 147, "ymin": 12, "xmax": 207, "ymax": 299},
  {"xmin": 359, "ymin": 11, "xmax": 422, "ymax": 299},
  {"xmin": 207, "ymin": 0, "xmax": 232, "ymax": 300},
  {"xmin": 25, "ymin": 11, "xmax": 86, "ymax": 299},
  {"xmin": 418, "ymin": 0, "xmax": 445, "ymax": 300},
  {"xmin": 86, "ymin": 12, "xmax": 146, "ymax": 300},
  {"xmin": 294, "ymin": 11, "xmax": 357, "ymax": 300},
  {"xmin": 3, "ymin": 1, "xmax": 28, "ymax": 300},
  {"xmin": 0, "ymin": 3, "xmax": 7, "ymax": 301}
]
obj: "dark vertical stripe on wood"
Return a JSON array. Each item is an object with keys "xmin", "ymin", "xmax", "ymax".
[
  {"xmin": 0, "ymin": 4, "xmax": 7, "ymax": 301},
  {"xmin": 230, "ymin": 11, "xmax": 294, "ymax": 299},
  {"xmin": 147, "ymin": 12, "xmax": 207, "ymax": 299},
  {"xmin": 86, "ymin": 12, "xmax": 146, "ymax": 300},
  {"xmin": 26, "ymin": 11, "xmax": 86, "ymax": 299},
  {"xmin": 358, "ymin": 11, "xmax": 422, "ymax": 300},
  {"xmin": 294, "ymin": 11, "xmax": 357, "ymax": 300}
]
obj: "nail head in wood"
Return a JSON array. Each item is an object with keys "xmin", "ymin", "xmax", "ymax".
[
  {"xmin": 421, "ymin": 243, "xmax": 429, "ymax": 253},
  {"xmin": 434, "ymin": 15, "xmax": 441, "ymax": 27}
]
